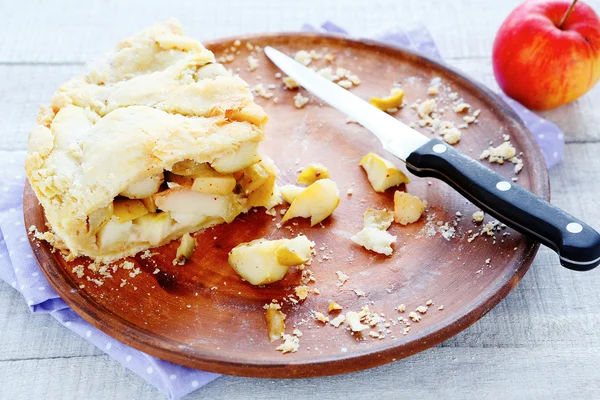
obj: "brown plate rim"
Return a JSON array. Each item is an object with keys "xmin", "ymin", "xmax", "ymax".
[{"xmin": 24, "ymin": 32, "xmax": 549, "ymax": 378}]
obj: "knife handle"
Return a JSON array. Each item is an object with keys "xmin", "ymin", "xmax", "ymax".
[{"xmin": 404, "ymin": 138, "xmax": 600, "ymax": 271}]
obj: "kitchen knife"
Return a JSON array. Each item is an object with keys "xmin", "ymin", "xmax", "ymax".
[{"xmin": 264, "ymin": 46, "xmax": 600, "ymax": 271}]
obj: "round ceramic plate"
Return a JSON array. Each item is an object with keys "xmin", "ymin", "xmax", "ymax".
[{"xmin": 24, "ymin": 33, "xmax": 548, "ymax": 378}]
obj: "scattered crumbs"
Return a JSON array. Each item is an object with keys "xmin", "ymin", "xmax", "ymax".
[
  {"xmin": 276, "ymin": 334, "xmax": 299, "ymax": 353},
  {"xmin": 453, "ymin": 103, "xmax": 471, "ymax": 113},
  {"xmin": 295, "ymin": 285, "xmax": 310, "ymax": 300},
  {"xmin": 353, "ymin": 288, "xmax": 366, "ymax": 297},
  {"xmin": 121, "ymin": 261, "xmax": 135, "ymax": 270},
  {"xmin": 439, "ymin": 222, "xmax": 456, "ymax": 241},
  {"xmin": 314, "ymin": 311, "xmax": 329, "ymax": 323},
  {"xmin": 283, "ymin": 76, "xmax": 299, "ymax": 89},
  {"xmin": 347, "ymin": 188, "xmax": 354, "ymax": 196},
  {"xmin": 129, "ymin": 267, "xmax": 141, "ymax": 278},
  {"xmin": 152, "ymin": 268, "xmax": 160, "ymax": 275},
  {"xmin": 397, "ymin": 304, "xmax": 406, "ymax": 312},
  {"xmin": 336, "ymin": 270, "xmax": 349, "ymax": 286},
  {"xmin": 480, "ymin": 141, "xmax": 516, "ymax": 165},
  {"xmin": 140, "ymin": 249, "xmax": 157, "ymax": 259},
  {"xmin": 72, "ymin": 265, "xmax": 85, "ymax": 278},
  {"xmin": 293, "ymin": 328, "xmax": 303, "ymax": 337},
  {"xmin": 408, "ymin": 311, "xmax": 422, "ymax": 322},
  {"xmin": 293, "ymin": 93, "xmax": 309, "ymax": 108},
  {"xmin": 247, "ymin": 55, "xmax": 259, "ymax": 72},
  {"xmin": 337, "ymin": 79, "xmax": 353, "ymax": 89},
  {"xmin": 417, "ymin": 99, "xmax": 437, "ymax": 119},
  {"xmin": 294, "ymin": 50, "xmax": 313, "ymax": 66},
  {"xmin": 473, "ymin": 210, "xmax": 485, "ymax": 223},
  {"xmin": 313, "ymin": 288, "xmax": 321, "ymax": 295},
  {"xmin": 463, "ymin": 115, "xmax": 476, "ymax": 124},
  {"xmin": 120, "ymin": 279, "xmax": 127, "ymax": 288},
  {"xmin": 252, "ymin": 83, "xmax": 273, "ymax": 99},
  {"xmin": 485, "ymin": 258, "xmax": 491, "ymax": 264},
  {"xmin": 328, "ymin": 301, "xmax": 343, "ymax": 312},
  {"xmin": 425, "ymin": 299, "xmax": 433, "ymax": 306},
  {"xmin": 438, "ymin": 305, "xmax": 445, "ymax": 310},
  {"xmin": 416, "ymin": 305, "xmax": 428, "ymax": 314},
  {"xmin": 265, "ymin": 207, "xmax": 277, "ymax": 216}
]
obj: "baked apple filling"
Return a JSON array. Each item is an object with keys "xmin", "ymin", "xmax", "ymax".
[
  {"xmin": 92, "ymin": 153, "xmax": 278, "ymax": 254},
  {"xmin": 25, "ymin": 20, "xmax": 276, "ymax": 262}
]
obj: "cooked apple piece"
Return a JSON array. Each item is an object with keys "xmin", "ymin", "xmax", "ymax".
[
  {"xmin": 140, "ymin": 196, "xmax": 157, "ymax": 213},
  {"xmin": 97, "ymin": 217, "xmax": 133, "ymax": 250},
  {"xmin": 280, "ymin": 184, "xmax": 305, "ymax": 204},
  {"xmin": 170, "ymin": 160, "xmax": 214, "ymax": 176},
  {"xmin": 394, "ymin": 191, "xmax": 426, "ymax": 225},
  {"xmin": 120, "ymin": 173, "xmax": 164, "ymax": 199},
  {"xmin": 153, "ymin": 187, "xmax": 232, "ymax": 226},
  {"xmin": 359, "ymin": 153, "xmax": 410, "ymax": 192},
  {"xmin": 363, "ymin": 208, "xmax": 394, "ymax": 230},
  {"xmin": 211, "ymin": 142, "xmax": 261, "ymax": 173},
  {"xmin": 227, "ymin": 103, "xmax": 268, "ymax": 125},
  {"xmin": 238, "ymin": 163, "xmax": 270, "ymax": 194},
  {"xmin": 133, "ymin": 212, "xmax": 173, "ymax": 245},
  {"xmin": 370, "ymin": 88, "xmax": 405, "ymax": 110},
  {"xmin": 113, "ymin": 198, "xmax": 149, "ymax": 223},
  {"xmin": 275, "ymin": 235, "xmax": 314, "ymax": 266},
  {"xmin": 173, "ymin": 233, "xmax": 197, "ymax": 265},
  {"xmin": 191, "ymin": 169, "xmax": 236, "ymax": 195},
  {"xmin": 281, "ymin": 179, "xmax": 340, "ymax": 226},
  {"xmin": 246, "ymin": 174, "xmax": 276, "ymax": 208},
  {"xmin": 297, "ymin": 163, "xmax": 330, "ymax": 185},
  {"xmin": 87, "ymin": 203, "xmax": 114, "ymax": 234},
  {"xmin": 165, "ymin": 171, "xmax": 194, "ymax": 187},
  {"xmin": 351, "ymin": 227, "xmax": 396, "ymax": 256},
  {"xmin": 228, "ymin": 238, "xmax": 289, "ymax": 285},
  {"xmin": 265, "ymin": 303, "xmax": 286, "ymax": 342}
]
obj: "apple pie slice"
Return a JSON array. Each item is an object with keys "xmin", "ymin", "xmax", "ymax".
[{"xmin": 25, "ymin": 19, "xmax": 279, "ymax": 263}]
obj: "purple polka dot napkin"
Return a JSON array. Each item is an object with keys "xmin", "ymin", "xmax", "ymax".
[{"xmin": 0, "ymin": 23, "xmax": 564, "ymax": 400}]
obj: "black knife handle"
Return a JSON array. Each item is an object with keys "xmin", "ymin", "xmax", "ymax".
[{"xmin": 405, "ymin": 139, "xmax": 600, "ymax": 271}]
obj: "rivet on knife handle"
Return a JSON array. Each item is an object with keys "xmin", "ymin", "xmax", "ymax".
[{"xmin": 404, "ymin": 138, "xmax": 600, "ymax": 271}]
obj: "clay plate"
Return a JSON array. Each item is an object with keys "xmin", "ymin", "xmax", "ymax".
[{"xmin": 24, "ymin": 33, "xmax": 548, "ymax": 378}]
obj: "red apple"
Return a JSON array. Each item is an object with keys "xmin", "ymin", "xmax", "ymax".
[{"xmin": 493, "ymin": 0, "xmax": 600, "ymax": 110}]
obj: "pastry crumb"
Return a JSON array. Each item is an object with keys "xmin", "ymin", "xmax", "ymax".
[{"xmin": 293, "ymin": 93, "xmax": 309, "ymax": 108}]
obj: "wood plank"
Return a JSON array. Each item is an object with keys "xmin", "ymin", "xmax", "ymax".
[
  {"xmin": 0, "ymin": 356, "xmax": 163, "ymax": 400},
  {"xmin": 0, "ymin": 0, "xmax": 580, "ymax": 63},
  {"xmin": 2, "ymin": 61, "xmax": 600, "ymax": 153},
  {"xmin": 0, "ymin": 284, "xmax": 103, "ymax": 360},
  {"xmin": 0, "ymin": 346, "xmax": 598, "ymax": 400}
]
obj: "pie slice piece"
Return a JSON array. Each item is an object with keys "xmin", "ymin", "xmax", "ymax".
[{"xmin": 25, "ymin": 19, "xmax": 279, "ymax": 263}]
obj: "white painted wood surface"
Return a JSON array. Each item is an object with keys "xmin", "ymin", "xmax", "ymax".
[{"xmin": 1, "ymin": 1, "xmax": 600, "ymax": 398}]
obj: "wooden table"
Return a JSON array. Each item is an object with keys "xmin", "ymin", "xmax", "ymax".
[{"xmin": 1, "ymin": 1, "xmax": 599, "ymax": 398}]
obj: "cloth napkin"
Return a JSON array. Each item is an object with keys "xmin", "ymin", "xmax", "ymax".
[{"xmin": 0, "ymin": 22, "xmax": 564, "ymax": 400}]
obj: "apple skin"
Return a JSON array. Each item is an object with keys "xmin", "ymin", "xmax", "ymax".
[{"xmin": 493, "ymin": 0, "xmax": 600, "ymax": 110}]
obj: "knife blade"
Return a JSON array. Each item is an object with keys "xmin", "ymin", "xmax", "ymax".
[
  {"xmin": 264, "ymin": 45, "xmax": 600, "ymax": 271},
  {"xmin": 264, "ymin": 46, "xmax": 429, "ymax": 160}
]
